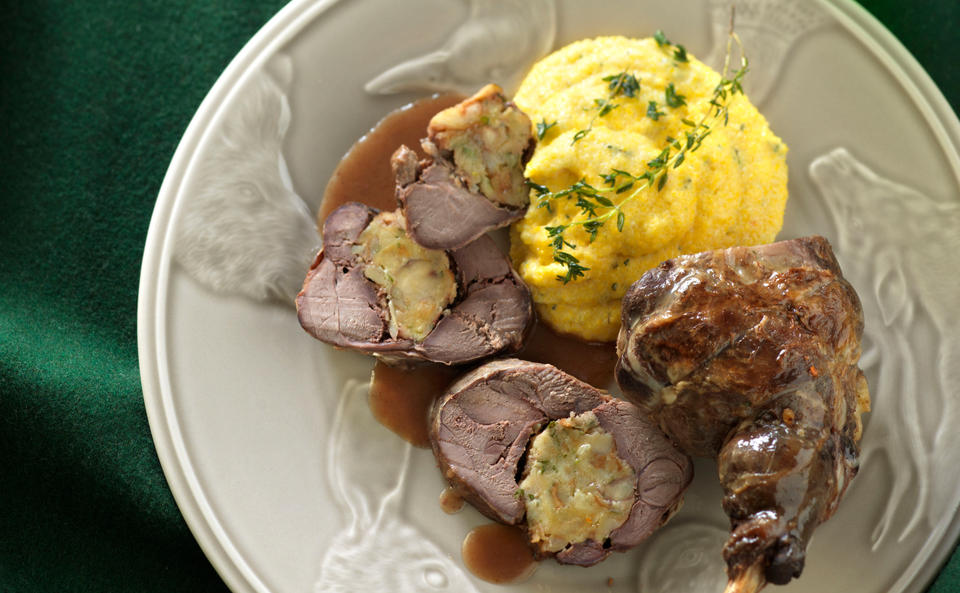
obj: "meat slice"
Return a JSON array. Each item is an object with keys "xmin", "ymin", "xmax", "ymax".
[
  {"xmin": 393, "ymin": 146, "xmax": 524, "ymax": 250},
  {"xmin": 431, "ymin": 359, "xmax": 693, "ymax": 566},
  {"xmin": 615, "ymin": 236, "xmax": 870, "ymax": 591},
  {"xmin": 394, "ymin": 84, "xmax": 534, "ymax": 250},
  {"xmin": 296, "ymin": 202, "xmax": 533, "ymax": 365}
]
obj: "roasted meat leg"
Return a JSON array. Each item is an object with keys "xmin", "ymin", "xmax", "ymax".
[{"xmin": 615, "ymin": 236, "xmax": 870, "ymax": 591}]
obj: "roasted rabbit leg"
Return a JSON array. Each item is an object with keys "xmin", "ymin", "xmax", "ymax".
[{"xmin": 616, "ymin": 236, "xmax": 870, "ymax": 591}]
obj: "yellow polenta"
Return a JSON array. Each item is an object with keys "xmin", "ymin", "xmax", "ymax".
[{"xmin": 510, "ymin": 36, "xmax": 788, "ymax": 342}]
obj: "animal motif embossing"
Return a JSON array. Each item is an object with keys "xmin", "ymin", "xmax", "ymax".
[
  {"xmin": 810, "ymin": 147, "xmax": 960, "ymax": 548},
  {"xmin": 365, "ymin": 0, "xmax": 556, "ymax": 95},
  {"xmin": 636, "ymin": 522, "xmax": 730, "ymax": 593},
  {"xmin": 706, "ymin": 0, "xmax": 829, "ymax": 105},
  {"xmin": 175, "ymin": 55, "xmax": 321, "ymax": 303},
  {"xmin": 315, "ymin": 380, "xmax": 480, "ymax": 593}
]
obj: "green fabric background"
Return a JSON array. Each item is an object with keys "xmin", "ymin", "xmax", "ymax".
[{"xmin": 0, "ymin": 1, "xmax": 957, "ymax": 592}]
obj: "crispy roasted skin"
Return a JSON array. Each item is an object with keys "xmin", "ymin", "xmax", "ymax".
[{"xmin": 615, "ymin": 236, "xmax": 870, "ymax": 587}]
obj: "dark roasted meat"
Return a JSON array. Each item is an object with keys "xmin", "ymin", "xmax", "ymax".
[
  {"xmin": 431, "ymin": 359, "xmax": 693, "ymax": 566},
  {"xmin": 615, "ymin": 236, "xmax": 870, "ymax": 591},
  {"xmin": 395, "ymin": 84, "xmax": 534, "ymax": 250},
  {"xmin": 296, "ymin": 202, "xmax": 533, "ymax": 365}
]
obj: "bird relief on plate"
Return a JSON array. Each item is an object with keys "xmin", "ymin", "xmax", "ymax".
[
  {"xmin": 363, "ymin": 0, "xmax": 557, "ymax": 96},
  {"xmin": 162, "ymin": 0, "xmax": 960, "ymax": 592}
]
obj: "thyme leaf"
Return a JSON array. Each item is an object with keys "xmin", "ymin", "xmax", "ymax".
[
  {"xmin": 572, "ymin": 71, "xmax": 641, "ymax": 144},
  {"xmin": 594, "ymin": 98, "xmax": 619, "ymax": 117},
  {"xmin": 536, "ymin": 119, "xmax": 558, "ymax": 140},
  {"xmin": 602, "ymin": 72, "xmax": 641, "ymax": 98},
  {"xmin": 647, "ymin": 100, "xmax": 665, "ymax": 121},
  {"xmin": 653, "ymin": 29, "xmax": 689, "ymax": 64},
  {"xmin": 553, "ymin": 250, "xmax": 589, "ymax": 283},
  {"xmin": 665, "ymin": 83, "xmax": 687, "ymax": 108}
]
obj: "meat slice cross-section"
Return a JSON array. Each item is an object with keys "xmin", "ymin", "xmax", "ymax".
[
  {"xmin": 431, "ymin": 359, "xmax": 693, "ymax": 566},
  {"xmin": 296, "ymin": 202, "xmax": 533, "ymax": 365},
  {"xmin": 425, "ymin": 83, "xmax": 534, "ymax": 209},
  {"xmin": 395, "ymin": 84, "xmax": 535, "ymax": 250},
  {"xmin": 615, "ymin": 236, "xmax": 871, "ymax": 592}
]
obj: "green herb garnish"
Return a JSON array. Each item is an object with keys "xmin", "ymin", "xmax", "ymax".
[
  {"xmin": 537, "ymin": 459, "xmax": 557, "ymax": 473},
  {"xmin": 664, "ymin": 83, "xmax": 686, "ymax": 108},
  {"xmin": 603, "ymin": 72, "xmax": 640, "ymax": 98},
  {"xmin": 571, "ymin": 71, "xmax": 641, "ymax": 144},
  {"xmin": 647, "ymin": 100, "xmax": 665, "ymax": 121},
  {"xmin": 536, "ymin": 119, "xmax": 558, "ymax": 140},
  {"xmin": 653, "ymin": 29, "xmax": 689, "ymax": 63},
  {"xmin": 535, "ymin": 28, "xmax": 749, "ymax": 283}
]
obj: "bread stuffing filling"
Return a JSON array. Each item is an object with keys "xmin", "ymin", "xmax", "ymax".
[
  {"xmin": 427, "ymin": 84, "xmax": 532, "ymax": 208},
  {"xmin": 518, "ymin": 411, "xmax": 636, "ymax": 552},
  {"xmin": 353, "ymin": 211, "xmax": 457, "ymax": 341}
]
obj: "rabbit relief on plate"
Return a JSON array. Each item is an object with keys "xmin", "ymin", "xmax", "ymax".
[
  {"xmin": 173, "ymin": 54, "xmax": 320, "ymax": 304},
  {"xmin": 315, "ymin": 380, "xmax": 480, "ymax": 593}
]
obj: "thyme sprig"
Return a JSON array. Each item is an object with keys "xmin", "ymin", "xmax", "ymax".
[
  {"xmin": 536, "ymin": 29, "xmax": 749, "ymax": 284},
  {"xmin": 571, "ymin": 72, "xmax": 641, "ymax": 145}
]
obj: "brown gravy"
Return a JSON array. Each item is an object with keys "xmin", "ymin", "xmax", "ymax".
[
  {"xmin": 521, "ymin": 325, "xmax": 617, "ymax": 388},
  {"xmin": 368, "ymin": 361, "xmax": 460, "ymax": 448},
  {"xmin": 438, "ymin": 487, "xmax": 465, "ymax": 514},
  {"xmin": 318, "ymin": 93, "xmax": 466, "ymax": 223},
  {"xmin": 461, "ymin": 523, "xmax": 538, "ymax": 584}
]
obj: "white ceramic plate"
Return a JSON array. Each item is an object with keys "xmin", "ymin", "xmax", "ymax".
[{"xmin": 138, "ymin": 1, "xmax": 960, "ymax": 592}]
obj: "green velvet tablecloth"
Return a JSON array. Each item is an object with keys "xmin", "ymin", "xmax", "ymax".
[{"xmin": 1, "ymin": 1, "xmax": 957, "ymax": 591}]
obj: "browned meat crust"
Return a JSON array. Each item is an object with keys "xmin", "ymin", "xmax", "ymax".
[{"xmin": 616, "ymin": 236, "xmax": 870, "ymax": 587}]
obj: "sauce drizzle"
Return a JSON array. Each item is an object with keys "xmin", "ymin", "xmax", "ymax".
[
  {"xmin": 461, "ymin": 523, "xmax": 538, "ymax": 584},
  {"xmin": 521, "ymin": 325, "xmax": 617, "ymax": 388},
  {"xmin": 319, "ymin": 94, "xmax": 622, "ymax": 581},
  {"xmin": 439, "ymin": 487, "xmax": 465, "ymax": 514},
  {"xmin": 320, "ymin": 93, "xmax": 468, "ymax": 447},
  {"xmin": 368, "ymin": 361, "xmax": 460, "ymax": 448},
  {"xmin": 319, "ymin": 93, "xmax": 466, "ymax": 223}
]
